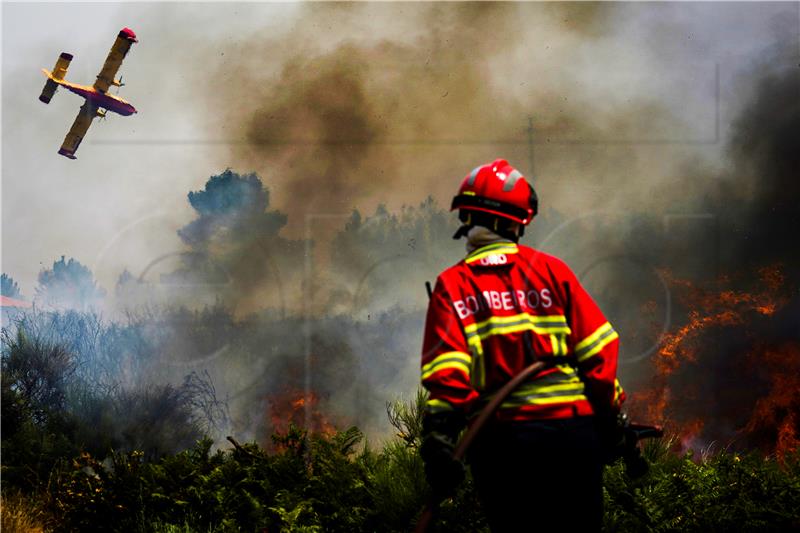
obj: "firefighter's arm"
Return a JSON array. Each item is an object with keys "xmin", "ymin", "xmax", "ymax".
[
  {"xmin": 420, "ymin": 277, "xmax": 475, "ymax": 497},
  {"xmin": 420, "ymin": 277, "xmax": 479, "ymax": 417},
  {"xmin": 559, "ymin": 264, "xmax": 626, "ymax": 415}
]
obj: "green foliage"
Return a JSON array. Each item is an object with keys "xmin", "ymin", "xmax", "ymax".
[
  {"xmin": 329, "ymin": 196, "xmax": 463, "ymax": 311},
  {"xmin": 386, "ymin": 389, "xmax": 427, "ymax": 446},
  {"xmin": 1, "ymin": 329, "xmax": 80, "ymax": 490},
  {"xmin": 187, "ymin": 170, "xmax": 269, "ymax": 219},
  {"xmin": 604, "ymin": 440, "xmax": 800, "ymax": 532},
  {"xmin": 38, "ymin": 420, "xmax": 492, "ymax": 533},
  {"xmin": 1, "ymin": 272, "xmax": 22, "ymax": 299},
  {"xmin": 4, "ymin": 398, "xmax": 800, "ymax": 532},
  {"xmin": 178, "ymin": 169, "xmax": 289, "ymax": 248},
  {"xmin": 168, "ymin": 169, "xmax": 303, "ymax": 296},
  {"xmin": 44, "ymin": 427, "xmax": 367, "ymax": 532},
  {"xmin": 3, "ymin": 318, "xmax": 799, "ymax": 531},
  {"xmin": 0, "ymin": 320, "xmax": 214, "ymax": 492},
  {"xmin": 35, "ymin": 256, "xmax": 105, "ymax": 309}
]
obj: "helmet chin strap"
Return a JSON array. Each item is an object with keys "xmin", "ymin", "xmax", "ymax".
[
  {"xmin": 463, "ymin": 225, "xmax": 517, "ymax": 253},
  {"xmin": 453, "ymin": 211, "xmax": 522, "ymax": 242},
  {"xmin": 454, "ymin": 222, "xmax": 521, "ymax": 245},
  {"xmin": 452, "ymin": 212, "xmax": 474, "ymax": 240},
  {"xmin": 452, "ymin": 224, "xmax": 472, "ymax": 240}
]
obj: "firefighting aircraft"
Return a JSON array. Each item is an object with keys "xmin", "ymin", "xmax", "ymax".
[{"xmin": 39, "ymin": 28, "xmax": 138, "ymax": 159}]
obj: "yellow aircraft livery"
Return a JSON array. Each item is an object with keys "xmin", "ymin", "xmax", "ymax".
[{"xmin": 39, "ymin": 28, "xmax": 138, "ymax": 159}]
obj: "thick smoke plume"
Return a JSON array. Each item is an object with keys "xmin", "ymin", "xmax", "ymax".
[
  {"xmin": 724, "ymin": 62, "xmax": 800, "ymax": 270},
  {"xmin": 207, "ymin": 3, "xmax": 691, "ymax": 233}
]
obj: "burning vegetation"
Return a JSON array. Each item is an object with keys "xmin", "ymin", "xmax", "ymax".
[
  {"xmin": 630, "ymin": 266, "xmax": 799, "ymax": 458},
  {"xmin": 267, "ymin": 387, "xmax": 337, "ymax": 444}
]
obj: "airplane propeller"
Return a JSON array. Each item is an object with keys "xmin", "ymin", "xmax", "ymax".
[{"xmin": 113, "ymin": 76, "xmax": 125, "ymax": 94}]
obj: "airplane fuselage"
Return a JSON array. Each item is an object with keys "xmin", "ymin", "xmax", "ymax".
[{"xmin": 62, "ymin": 82, "xmax": 137, "ymax": 116}]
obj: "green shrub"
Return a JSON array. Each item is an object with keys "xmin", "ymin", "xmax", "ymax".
[
  {"xmin": 4, "ymin": 420, "xmax": 800, "ymax": 532},
  {"xmin": 3, "ymin": 326, "xmax": 799, "ymax": 532},
  {"xmin": 603, "ymin": 438, "xmax": 800, "ymax": 532}
]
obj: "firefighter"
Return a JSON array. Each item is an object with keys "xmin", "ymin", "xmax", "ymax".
[{"xmin": 419, "ymin": 159, "xmax": 625, "ymax": 532}]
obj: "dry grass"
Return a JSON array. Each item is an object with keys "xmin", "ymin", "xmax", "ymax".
[{"xmin": 0, "ymin": 492, "xmax": 47, "ymax": 533}]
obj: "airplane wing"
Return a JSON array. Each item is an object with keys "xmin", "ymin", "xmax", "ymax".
[
  {"xmin": 58, "ymin": 102, "xmax": 97, "ymax": 159},
  {"xmin": 93, "ymin": 28, "xmax": 137, "ymax": 94}
]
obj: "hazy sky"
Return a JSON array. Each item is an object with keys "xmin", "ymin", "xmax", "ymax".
[
  {"xmin": 2, "ymin": 3, "xmax": 301, "ymax": 297},
  {"xmin": 2, "ymin": 2, "xmax": 797, "ymax": 299}
]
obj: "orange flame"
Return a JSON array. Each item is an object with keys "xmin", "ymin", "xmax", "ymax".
[
  {"xmin": 743, "ymin": 343, "xmax": 800, "ymax": 460},
  {"xmin": 266, "ymin": 387, "xmax": 337, "ymax": 444},
  {"xmin": 630, "ymin": 264, "xmax": 796, "ymax": 456}
]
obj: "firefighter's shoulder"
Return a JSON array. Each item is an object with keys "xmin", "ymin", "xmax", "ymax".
[
  {"xmin": 516, "ymin": 245, "xmax": 579, "ymax": 280},
  {"xmin": 429, "ymin": 260, "xmax": 463, "ymax": 291},
  {"xmin": 436, "ymin": 258, "xmax": 471, "ymax": 284}
]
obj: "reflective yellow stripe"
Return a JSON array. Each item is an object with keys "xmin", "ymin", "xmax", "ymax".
[
  {"xmin": 575, "ymin": 322, "xmax": 618, "ymax": 362},
  {"xmin": 575, "ymin": 321, "xmax": 613, "ymax": 351},
  {"xmin": 555, "ymin": 364, "xmax": 576, "ymax": 375},
  {"xmin": 470, "ymin": 345, "xmax": 486, "ymax": 390},
  {"xmin": 465, "ymin": 315, "xmax": 570, "ymax": 381},
  {"xmin": 467, "ymin": 336, "xmax": 483, "ymax": 354},
  {"xmin": 425, "ymin": 398, "xmax": 455, "ymax": 414},
  {"xmin": 550, "ymin": 333, "xmax": 569, "ymax": 356},
  {"xmin": 503, "ymin": 372, "xmax": 586, "ymax": 406},
  {"xmin": 421, "ymin": 351, "xmax": 471, "ymax": 380},
  {"xmin": 466, "ymin": 242, "xmax": 518, "ymax": 258},
  {"xmin": 465, "ymin": 313, "xmax": 567, "ymax": 333},
  {"xmin": 550, "ymin": 334, "xmax": 560, "ymax": 355},
  {"xmin": 421, "ymin": 351, "xmax": 471, "ymax": 374},
  {"xmin": 467, "ymin": 313, "xmax": 566, "ymax": 331},
  {"xmin": 465, "ymin": 243, "xmax": 519, "ymax": 264},
  {"xmin": 477, "ymin": 369, "xmax": 586, "ymax": 409},
  {"xmin": 501, "ymin": 393, "xmax": 588, "ymax": 408},
  {"xmin": 464, "ymin": 313, "xmax": 571, "ymax": 341},
  {"xmin": 512, "ymin": 382, "xmax": 585, "ymax": 396},
  {"xmin": 613, "ymin": 378, "xmax": 625, "ymax": 406}
]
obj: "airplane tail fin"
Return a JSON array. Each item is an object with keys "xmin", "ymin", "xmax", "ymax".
[{"xmin": 39, "ymin": 52, "xmax": 72, "ymax": 104}]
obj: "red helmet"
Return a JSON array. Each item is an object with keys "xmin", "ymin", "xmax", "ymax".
[{"xmin": 451, "ymin": 159, "xmax": 538, "ymax": 225}]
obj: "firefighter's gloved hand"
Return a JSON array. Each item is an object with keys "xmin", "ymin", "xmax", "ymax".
[
  {"xmin": 624, "ymin": 446, "xmax": 650, "ymax": 479},
  {"xmin": 597, "ymin": 411, "xmax": 627, "ymax": 465},
  {"xmin": 597, "ymin": 412, "xmax": 651, "ymax": 478},
  {"xmin": 420, "ymin": 411, "xmax": 465, "ymax": 499}
]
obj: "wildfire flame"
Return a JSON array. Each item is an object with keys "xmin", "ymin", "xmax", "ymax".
[
  {"xmin": 744, "ymin": 343, "xmax": 800, "ymax": 461},
  {"xmin": 630, "ymin": 265, "xmax": 798, "ymax": 458},
  {"xmin": 266, "ymin": 387, "xmax": 336, "ymax": 445}
]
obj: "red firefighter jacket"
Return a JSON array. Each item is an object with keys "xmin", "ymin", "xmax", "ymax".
[{"xmin": 421, "ymin": 242, "xmax": 625, "ymax": 421}]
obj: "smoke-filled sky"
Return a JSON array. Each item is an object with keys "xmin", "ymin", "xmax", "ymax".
[{"xmin": 2, "ymin": 1, "xmax": 798, "ymax": 298}]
